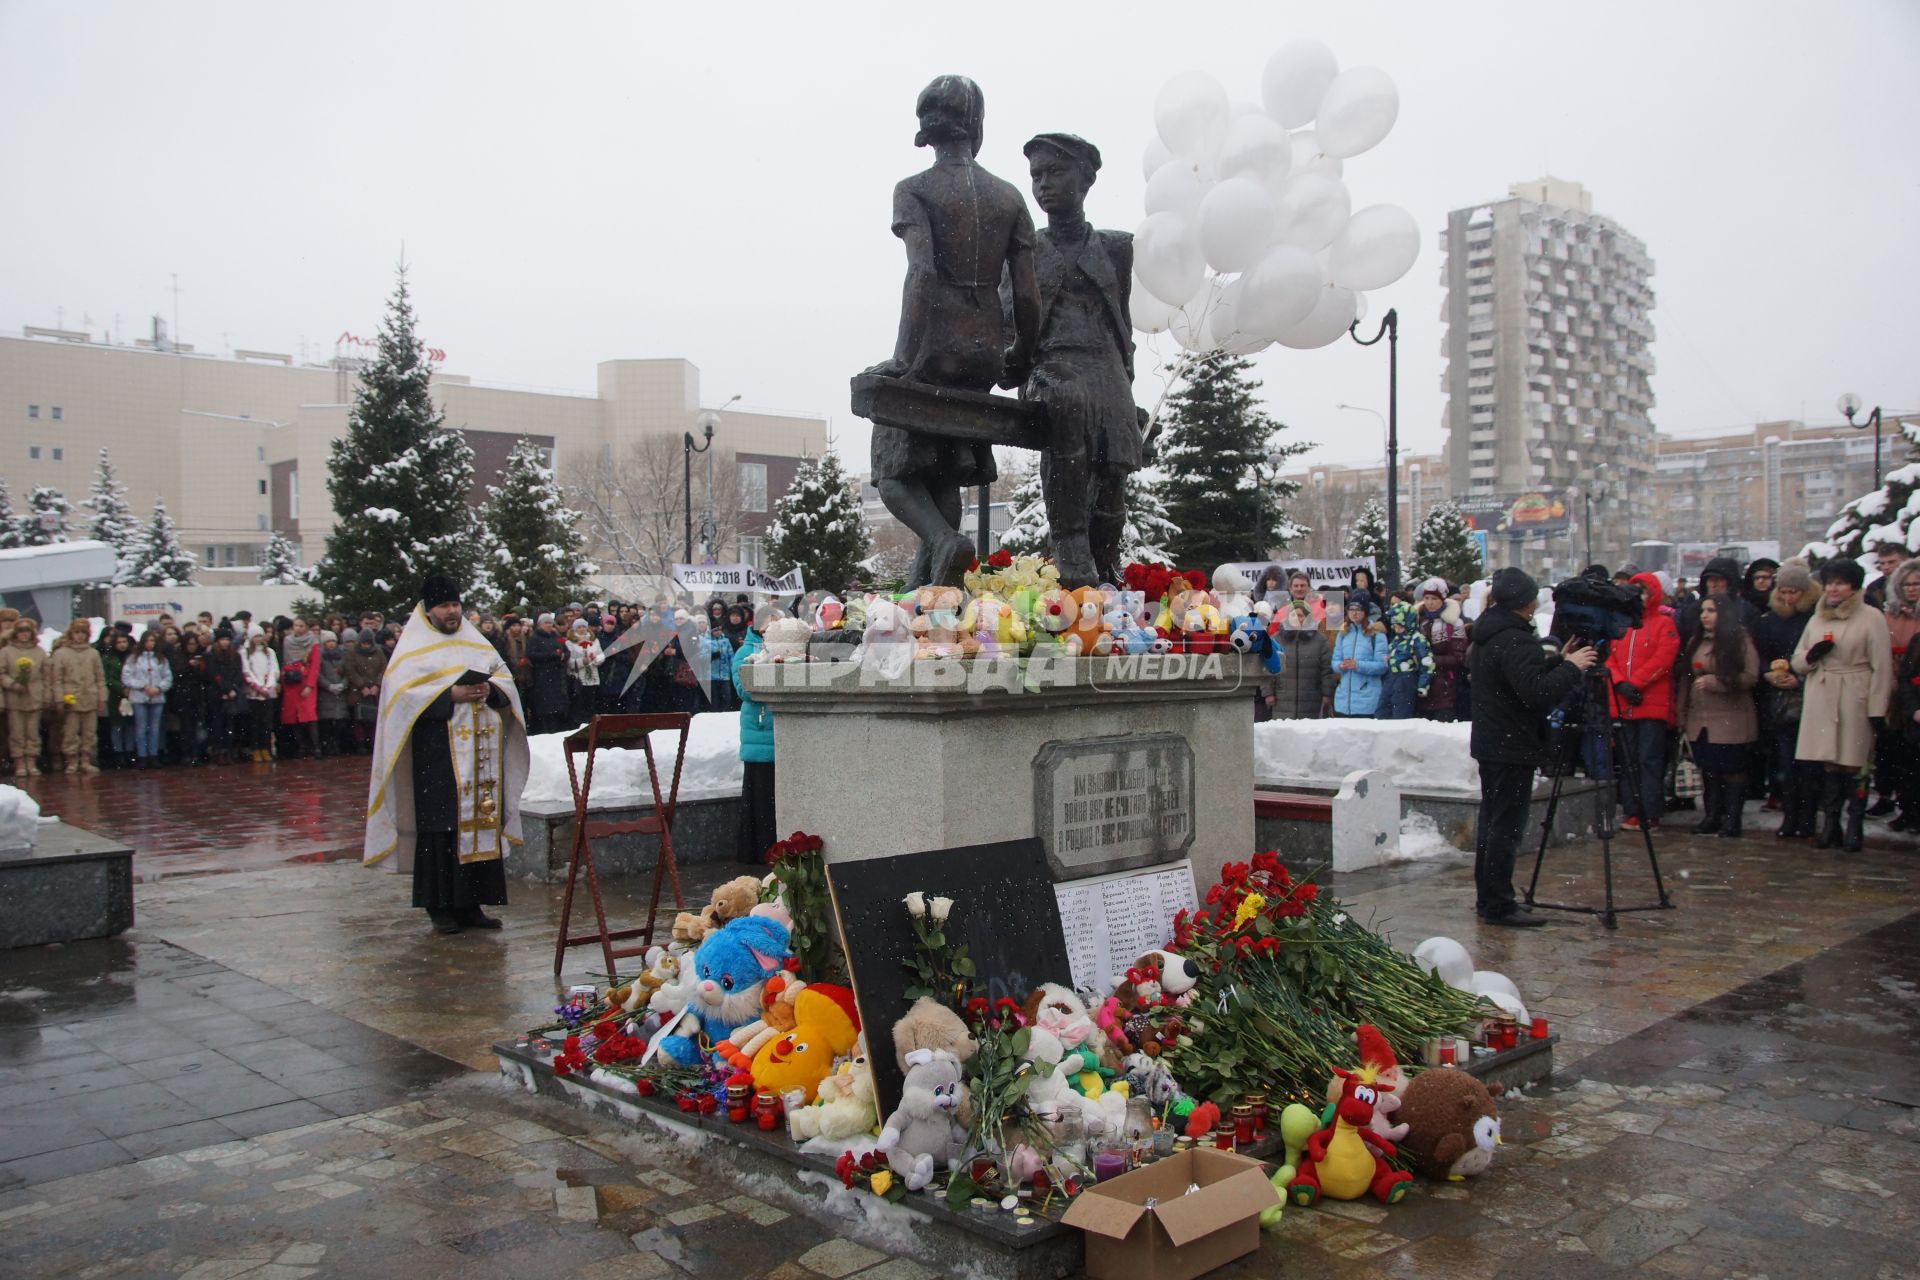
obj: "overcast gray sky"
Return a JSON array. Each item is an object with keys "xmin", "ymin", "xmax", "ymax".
[{"xmin": 4, "ymin": 0, "xmax": 1915, "ymax": 473}]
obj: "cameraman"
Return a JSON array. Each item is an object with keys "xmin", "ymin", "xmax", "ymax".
[{"xmin": 1468, "ymin": 567, "xmax": 1597, "ymax": 927}]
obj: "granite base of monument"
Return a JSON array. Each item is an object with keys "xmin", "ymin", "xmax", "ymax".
[
  {"xmin": 742, "ymin": 655, "xmax": 1256, "ymax": 894},
  {"xmin": 0, "ymin": 820, "xmax": 135, "ymax": 948}
]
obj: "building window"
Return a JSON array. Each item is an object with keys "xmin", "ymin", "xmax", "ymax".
[
  {"xmin": 738, "ymin": 535, "xmax": 765, "ymax": 569},
  {"xmin": 258, "ymin": 479, "xmax": 268, "ymax": 496},
  {"xmin": 257, "ymin": 515, "xmax": 268, "ymax": 532},
  {"xmin": 50, "ymin": 407, "xmax": 62, "ymax": 421},
  {"xmin": 50, "ymin": 448, "xmax": 63, "ymax": 461},
  {"xmin": 257, "ymin": 446, "xmax": 266, "ymax": 462},
  {"xmin": 288, "ymin": 469, "xmax": 299, "ymax": 520},
  {"xmin": 28, "ymin": 445, "xmax": 40, "ymax": 460},
  {"xmin": 739, "ymin": 462, "xmax": 768, "ymax": 513},
  {"xmin": 27, "ymin": 405, "xmax": 38, "ymax": 418},
  {"xmin": 205, "ymin": 547, "xmax": 218, "ymax": 565}
]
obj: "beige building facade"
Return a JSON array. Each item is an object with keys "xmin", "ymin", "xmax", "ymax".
[{"xmin": 3, "ymin": 331, "xmax": 827, "ymax": 583}]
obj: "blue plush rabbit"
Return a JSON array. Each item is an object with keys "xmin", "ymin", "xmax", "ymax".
[{"xmin": 658, "ymin": 916, "xmax": 792, "ymax": 1066}]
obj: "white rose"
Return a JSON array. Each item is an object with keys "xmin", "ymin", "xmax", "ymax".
[
  {"xmin": 930, "ymin": 896, "xmax": 954, "ymax": 923},
  {"xmin": 904, "ymin": 892, "xmax": 927, "ymax": 918}
]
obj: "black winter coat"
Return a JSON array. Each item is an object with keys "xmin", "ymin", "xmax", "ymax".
[
  {"xmin": 1267, "ymin": 629, "xmax": 1334, "ymax": 719},
  {"xmin": 410, "ymin": 685, "xmax": 510, "ymax": 832},
  {"xmin": 527, "ymin": 628, "xmax": 570, "ymax": 717},
  {"xmin": 1466, "ymin": 608, "xmax": 1584, "ymax": 765}
]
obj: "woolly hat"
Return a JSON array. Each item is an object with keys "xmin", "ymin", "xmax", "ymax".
[
  {"xmin": 420, "ymin": 572, "xmax": 462, "ymax": 609},
  {"xmin": 1774, "ymin": 559, "xmax": 1813, "ymax": 594},
  {"xmin": 1818, "ymin": 559, "xmax": 1865, "ymax": 589},
  {"xmin": 1418, "ymin": 577, "xmax": 1447, "ymax": 597},
  {"xmin": 1345, "ymin": 590, "xmax": 1374, "ymax": 614},
  {"xmin": 1489, "ymin": 566, "xmax": 1539, "ymax": 610}
]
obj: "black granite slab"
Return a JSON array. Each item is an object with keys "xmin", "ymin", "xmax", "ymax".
[{"xmin": 0, "ymin": 819, "xmax": 134, "ymax": 948}]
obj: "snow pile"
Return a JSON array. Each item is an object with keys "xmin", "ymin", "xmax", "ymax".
[
  {"xmin": 1394, "ymin": 811, "xmax": 1466, "ymax": 862},
  {"xmin": 0, "ymin": 785, "xmax": 41, "ymax": 850},
  {"xmin": 520, "ymin": 715, "xmax": 744, "ymax": 807},
  {"xmin": 1255, "ymin": 718, "xmax": 1478, "ymax": 794}
]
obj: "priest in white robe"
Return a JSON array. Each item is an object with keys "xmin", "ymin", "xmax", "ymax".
[{"xmin": 364, "ymin": 573, "xmax": 529, "ymax": 934}]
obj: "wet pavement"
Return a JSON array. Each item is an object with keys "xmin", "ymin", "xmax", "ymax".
[{"xmin": 1, "ymin": 759, "xmax": 1917, "ymax": 1278}]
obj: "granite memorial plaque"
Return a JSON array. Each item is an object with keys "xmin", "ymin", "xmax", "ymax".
[{"xmin": 1033, "ymin": 733, "xmax": 1195, "ymax": 879}]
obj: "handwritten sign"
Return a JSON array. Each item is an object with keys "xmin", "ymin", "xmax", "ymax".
[
  {"xmin": 1053, "ymin": 862, "xmax": 1199, "ymax": 995},
  {"xmin": 1033, "ymin": 734, "xmax": 1195, "ymax": 879}
]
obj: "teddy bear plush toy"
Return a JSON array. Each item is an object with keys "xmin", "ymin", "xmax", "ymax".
[
  {"xmin": 892, "ymin": 996, "xmax": 979, "ymax": 1066},
  {"xmin": 671, "ymin": 875, "xmax": 765, "ymax": 948},
  {"xmin": 760, "ymin": 617, "xmax": 812, "ymax": 663},
  {"xmin": 876, "ymin": 1049, "xmax": 971, "ymax": 1191},
  {"xmin": 787, "ymin": 1052, "xmax": 879, "ymax": 1144},
  {"xmin": 1063, "ymin": 586, "xmax": 1112, "ymax": 657},
  {"xmin": 910, "ymin": 586, "xmax": 978, "ymax": 661},
  {"xmin": 1398, "ymin": 1071, "xmax": 1503, "ymax": 1181},
  {"xmin": 658, "ymin": 916, "xmax": 792, "ymax": 1066}
]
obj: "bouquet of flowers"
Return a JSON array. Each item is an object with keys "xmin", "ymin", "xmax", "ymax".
[{"xmin": 12, "ymin": 656, "xmax": 32, "ymax": 687}]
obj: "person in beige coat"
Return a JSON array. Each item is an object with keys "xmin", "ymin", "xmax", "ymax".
[
  {"xmin": 1676, "ymin": 597, "xmax": 1759, "ymax": 837},
  {"xmin": 1792, "ymin": 559, "xmax": 1892, "ymax": 851},
  {"xmin": 0, "ymin": 618, "xmax": 49, "ymax": 775},
  {"xmin": 48, "ymin": 619, "xmax": 108, "ymax": 774}
]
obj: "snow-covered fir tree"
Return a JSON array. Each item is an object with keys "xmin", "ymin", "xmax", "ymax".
[
  {"xmin": 1159, "ymin": 348, "xmax": 1307, "ymax": 568},
  {"xmin": 0, "ymin": 477, "xmax": 21, "ymax": 550},
  {"xmin": 127, "ymin": 496, "xmax": 197, "ymax": 586},
  {"xmin": 258, "ymin": 531, "xmax": 302, "ymax": 585},
  {"xmin": 1809, "ymin": 416, "xmax": 1920, "ymax": 563},
  {"xmin": 483, "ymin": 437, "xmax": 596, "ymax": 609},
  {"xmin": 997, "ymin": 463, "xmax": 1049, "ymax": 557},
  {"xmin": 1409, "ymin": 501, "xmax": 1482, "ymax": 587},
  {"xmin": 1346, "ymin": 498, "xmax": 1390, "ymax": 566},
  {"xmin": 767, "ymin": 449, "xmax": 869, "ymax": 596},
  {"xmin": 21, "ymin": 487, "xmax": 71, "ymax": 546},
  {"xmin": 309, "ymin": 267, "xmax": 488, "ymax": 615},
  {"xmin": 81, "ymin": 448, "xmax": 140, "ymax": 583},
  {"xmin": 1121, "ymin": 469, "xmax": 1181, "ymax": 565}
]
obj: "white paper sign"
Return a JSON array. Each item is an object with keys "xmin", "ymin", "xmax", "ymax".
[
  {"xmin": 1217, "ymin": 557, "xmax": 1377, "ymax": 591},
  {"xmin": 1052, "ymin": 861, "xmax": 1199, "ymax": 996},
  {"xmin": 670, "ymin": 563, "xmax": 806, "ymax": 595}
]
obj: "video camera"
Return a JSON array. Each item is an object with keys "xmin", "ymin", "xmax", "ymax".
[{"xmin": 1548, "ymin": 576, "xmax": 1643, "ymax": 647}]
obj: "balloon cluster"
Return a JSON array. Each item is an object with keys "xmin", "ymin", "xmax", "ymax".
[{"xmin": 1134, "ymin": 40, "xmax": 1417, "ymax": 355}]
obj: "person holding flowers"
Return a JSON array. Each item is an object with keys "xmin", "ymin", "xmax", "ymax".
[
  {"xmin": 49, "ymin": 618, "xmax": 107, "ymax": 774},
  {"xmin": 0, "ymin": 617, "xmax": 48, "ymax": 776}
]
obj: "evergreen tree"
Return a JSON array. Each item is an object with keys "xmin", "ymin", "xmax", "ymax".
[
  {"xmin": 767, "ymin": 449, "xmax": 870, "ymax": 596},
  {"xmin": 1346, "ymin": 497, "xmax": 1390, "ymax": 566},
  {"xmin": 1409, "ymin": 501, "xmax": 1482, "ymax": 586},
  {"xmin": 22, "ymin": 487, "xmax": 71, "ymax": 546},
  {"xmin": 0, "ymin": 476, "xmax": 21, "ymax": 550},
  {"xmin": 258, "ymin": 531, "xmax": 302, "ymax": 585},
  {"xmin": 1811, "ymin": 417, "xmax": 1920, "ymax": 563},
  {"xmin": 997, "ymin": 463, "xmax": 1049, "ymax": 557},
  {"xmin": 128, "ymin": 496, "xmax": 197, "ymax": 586},
  {"xmin": 483, "ymin": 438, "xmax": 596, "ymax": 609},
  {"xmin": 1120, "ymin": 469, "xmax": 1181, "ymax": 566},
  {"xmin": 81, "ymin": 448, "xmax": 140, "ymax": 583},
  {"xmin": 309, "ymin": 267, "xmax": 486, "ymax": 615},
  {"xmin": 1159, "ymin": 348, "xmax": 1308, "ymax": 568}
]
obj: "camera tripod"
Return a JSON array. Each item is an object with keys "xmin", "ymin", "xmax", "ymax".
[{"xmin": 1523, "ymin": 664, "xmax": 1675, "ymax": 930}]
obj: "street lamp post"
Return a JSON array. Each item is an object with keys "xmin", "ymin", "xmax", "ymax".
[
  {"xmin": 685, "ymin": 396, "xmax": 741, "ymax": 563},
  {"xmin": 1336, "ymin": 401, "xmax": 1393, "ymax": 580},
  {"xmin": 1580, "ymin": 478, "xmax": 1611, "ymax": 568},
  {"xmin": 1348, "ymin": 309, "xmax": 1400, "ymax": 588},
  {"xmin": 1838, "ymin": 392, "xmax": 1884, "ymax": 489}
]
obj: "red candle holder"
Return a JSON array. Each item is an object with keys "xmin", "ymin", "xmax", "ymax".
[
  {"xmin": 1531, "ymin": 1017, "xmax": 1549, "ymax": 1039},
  {"xmin": 755, "ymin": 1091, "xmax": 782, "ymax": 1131},
  {"xmin": 1439, "ymin": 1043, "xmax": 1456, "ymax": 1067}
]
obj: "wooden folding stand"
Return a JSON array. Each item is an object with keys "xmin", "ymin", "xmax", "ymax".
[{"xmin": 552, "ymin": 713, "xmax": 691, "ymax": 976}]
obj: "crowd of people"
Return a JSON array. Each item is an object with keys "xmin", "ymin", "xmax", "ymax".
[{"xmin": 0, "ymin": 595, "xmax": 764, "ymax": 776}]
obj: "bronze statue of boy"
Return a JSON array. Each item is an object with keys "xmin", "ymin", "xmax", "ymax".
[{"xmin": 866, "ymin": 75, "xmax": 1040, "ymax": 588}]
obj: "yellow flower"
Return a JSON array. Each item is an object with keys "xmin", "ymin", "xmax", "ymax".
[
  {"xmin": 15, "ymin": 657, "xmax": 31, "ymax": 671},
  {"xmin": 1233, "ymin": 893, "xmax": 1266, "ymax": 930},
  {"xmin": 63, "ymin": 693, "xmax": 77, "ymax": 706},
  {"xmin": 869, "ymin": 1170, "xmax": 893, "ymax": 1197}
]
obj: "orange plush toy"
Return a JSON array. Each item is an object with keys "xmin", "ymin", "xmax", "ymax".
[
  {"xmin": 1063, "ymin": 586, "xmax": 1111, "ymax": 657},
  {"xmin": 751, "ymin": 984, "xmax": 863, "ymax": 1105}
]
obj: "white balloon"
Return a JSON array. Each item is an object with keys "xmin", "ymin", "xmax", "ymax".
[
  {"xmin": 1276, "ymin": 284, "xmax": 1358, "ymax": 349},
  {"xmin": 1142, "ymin": 136, "xmax": 1173, "ymax": 182},
  {"xmin": 1261, "ymin": 39, "xmax": 1340, "ymax": 128},
  {"xmin": 1316, "ymin": 65, "xmax": 1400, "ymax": 159},
  {"xmin": 1206, "ymin": 275, "xmax": 1270, "ymax": 354},
  {"xmin": 1197, "ymin": 177, "xmax": 1277, "ymax": 274},
  {"xmin": 1272, "ymin": 172, "xmax": 1351, "ymax": 251},
  {"xmin": 1289, "ymin": 130, "xmax": 1343, "ymax": 179},
  {"xmin": 1412, "ymin": 937, "xmax": 1475, "ymax": 990},
  {"xmin": 1154, "ymin": 69, "xmax": 1230, "ymax": 160},
  {"xmin": 1328, "ymin": 203, "xmax": 1420, "ymax": 290},
  {"xmin": 1134, "ymin": 213, "xmax": 1205, "ymax": 308},
  {"xmin": 1469, "ymin": 971, "xmax": 1522, "ymax": 1004},
  {"xmin": 1234, "ymin": 244, "xmax": 1323, "ymax": 337},
  {"xmin": 1144, "ymin": 159, "xmax": 1212, "ymax": 222},
  {"xmin": 1216, "ymin": 113, "xmax": 1293, "ymax": 194},
  {"xmin": 1479, "ymin": 989, "xmax": 1529, "ymax": 1025},
  {"xmin": 1353, "ymin": 290, "xmax": 1370, "ymax": 326},
  {"xmin": 1169, "ymin": 276, "xmax": 1227, "ymax": 353},
  {"xmin": 1130, "ymin": 277, "xmax": 1176, "ymax": 334}
]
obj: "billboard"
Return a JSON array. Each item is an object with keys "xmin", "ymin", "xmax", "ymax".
[{"xmin": 1456, "ymin": 490, "xmax": 1570, "ymax": 536}]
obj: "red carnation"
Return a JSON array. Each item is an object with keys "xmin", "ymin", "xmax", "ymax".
[
  {"xmin": 988, "ymin": 549, "xmax": 1013, "ymax": 569},
  {"xmin": 1184, "ymin": 570, "xmax": 1207, "ymax": 590}
]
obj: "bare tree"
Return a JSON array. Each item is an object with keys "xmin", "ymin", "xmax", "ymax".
[
  {"xmin": 563, "ymin": 436, "xmax": 747, "ymax": 581},
  {"xmin": 1300, "ymin": 479, "xmax": 1372, "ymax": 560}
]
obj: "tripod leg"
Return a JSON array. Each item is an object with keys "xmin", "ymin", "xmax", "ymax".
[
  {"xmin": 1523, "ymin": 771, "xmax": 1565, "ymax": 906},
  {"xmin": 1614, "ymin": 719, "xmax": 1673, "ymax": 908}
]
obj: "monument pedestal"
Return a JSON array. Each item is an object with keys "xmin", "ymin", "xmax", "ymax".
[{"xmin": 741, "ymin": 654, "xmax": 1256, "ymax": 892}]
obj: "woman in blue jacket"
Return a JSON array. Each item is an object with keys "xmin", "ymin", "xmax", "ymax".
[
  {"xmin": 733, "ymin": 616, "xmax": 776, "ymax": 863},
  {"xmin": 1330, "ymin": 592, "xmax": 1388, "ymax": 717}
]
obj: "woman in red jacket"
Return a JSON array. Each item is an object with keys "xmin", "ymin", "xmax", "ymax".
[{"xmin": 1606, "ymin": 572, "xmax": 1680, "ymax": 831}]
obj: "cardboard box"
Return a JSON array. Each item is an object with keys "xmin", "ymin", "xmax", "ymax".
[{"xmin": 1061, "ymin": 1148, "xmax": 1278, "ymax": 1280}]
